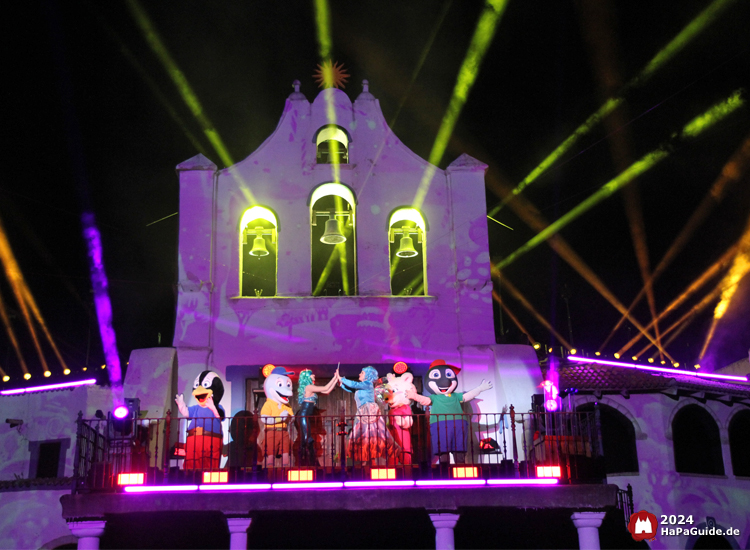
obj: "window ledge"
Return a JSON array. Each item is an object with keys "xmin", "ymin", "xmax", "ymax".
[
  {"xmin": 732, "ymin": 475, "xmax": 750, "ymax": 481},
  {"xmin": 313, "ymin": 163, "xmax": 355, "ymax": 170},
  {"xmin": 605, "ymin": 472, "xmax": 639, "ymax": 477},
  {"xmin": 230, "ymin": 295, "xmax": 435, "ymax": 300},
  {"xmin": 677, "ymin": 472, "xmax": 728, "ymax": 479}
]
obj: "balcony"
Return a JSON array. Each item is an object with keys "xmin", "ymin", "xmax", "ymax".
[{"xmin": 72, "ymin": 408, "xmax": 606, "ymax": 492}]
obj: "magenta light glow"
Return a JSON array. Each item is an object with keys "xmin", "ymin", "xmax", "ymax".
[
  {"xmin": 415, "ymin": 479, "xmax": 487, "ymax": 488},
  {"xmin": 344, "ymin": 480, "xmax": 416, "ymax": 488},
  {"xmin": 487, "ymin": 478, "xmax": 559, "ymax": 486},
  {"xmin": 0, "ymin": 378, "xmax": 96, "ymax": 395},
  {"xmin": 272, "ymin": 482, "xmax": 344, "ymax": 490},
  {"xmin": 199, "ymin": 484, "xmax": 272, "ymax": 492},
  {"xmin": 123, "ymin": 485, "xmax": 198, "ymax": 493},
  {"xmin": 113, "ymin": 405, "xmax": 129, "ymax": 419},
  {"xmin": 568, "ymin": 356, "xmax": 749, "ymax": 383},
  {"xmin": 82, "ymin": 214, "xmax": 124, "ymax": 409}
]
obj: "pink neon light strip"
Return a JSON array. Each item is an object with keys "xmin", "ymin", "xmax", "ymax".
[
  {"xmin": 271, "ymin": 482, "xmax": 344, "ymax": 490},
  {"xmin": 124, "ymin": 485, "xmax": 198, "ymax": 493},
  {"xmin": 487, "ymin": 478, "xmax": 558, "ymax": 486},
  {"xmin": 415, "ymin": 479, "xmax": 487, "ymax": 487},
  {"xmin": 344, "ymin": 480, "xmax": 416, "ymax": 488},
  {"xmin": 0, "ymin": 379, "xmax": 97, "ymax": 395},
  {"xmin": 199, "ymin": 484, "xmax": 272, "ymax": 491},
  {"xmin": 568, "ymin": 356, "xmax": 749, "ymax": 383}
]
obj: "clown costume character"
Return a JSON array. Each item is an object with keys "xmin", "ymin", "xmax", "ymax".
[
  {"xmin": 340, "ymin": 366, "xmax": 398, "ymax": 464},
  {"xmin": 175, "ymin": 370, "xmax": 226, "ymax": 470},
  {"xmin": 260, "ymin": 366, "xmax": 295, "ymax": 467}
]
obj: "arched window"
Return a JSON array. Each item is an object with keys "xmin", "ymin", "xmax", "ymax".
[
  {"xmin": 672, "ymin": 404, "xmax": 724, "ymax": 475},
  {"xmin": 577, "ymin": 403, "xmax": 638, "ymax": 474},
  {"xmin": 240, "ymin": 206, "xmax": 277, "ymax": 297},
  {"xmin": 310, "ymin": 183, "xmax": 357, "ymax": 296},
  {"xmin": 315, "ymin": 125, "xmax": 349, "ymax": 164},
  {"xmin": 388, "ymin": 208, "xmax": 427, "ymax": 296},
  {"xmin": 729, "ymin": 409, "xmax": 750, "ymax": 476}
]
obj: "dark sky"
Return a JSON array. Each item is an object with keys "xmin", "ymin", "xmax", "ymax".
[{"xmin": 2, "ymin": 0, "xmax": 749, "ymax": 385}]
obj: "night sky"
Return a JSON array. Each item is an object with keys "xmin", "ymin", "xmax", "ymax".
[{"xmin": 3, "ymin": 0, "xmax": 749, "ymax": 386}]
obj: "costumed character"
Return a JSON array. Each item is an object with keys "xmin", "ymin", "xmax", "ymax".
[
  {"xmin": 296, "ymin": 368, "xmax": 340, "ymax": 466},
  {"xmin": 383, "ymin": 371, "xmax": 416, "ymax": 464},
  {"xmin": 260, "ymin": 366, "xmax": 295, "ymax": 467},
  {"xmin": 227, "ymin": 410, "xmax": 261, "ymax": 470},
  {"xmin": 175, "ymin": 370, "xmax": 226, "ymax": 470},
  {"xmin": 407, "ymin": 359, "xmax": 492, "ymax": 464},
  {"xmin": 340, "ymin": 366, "xmax": 398, "ymax": 465}
]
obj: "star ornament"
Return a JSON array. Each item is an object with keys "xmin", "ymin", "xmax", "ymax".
[{"xmin": 314, "ymin": 60, "xmax": 350, "ymax": 89}]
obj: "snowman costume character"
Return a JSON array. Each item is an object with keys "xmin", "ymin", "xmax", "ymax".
[
  {"xmin": 260, "ymin": 366, "xmax": 295, "ymax": 467},
  {"xmin": 175, "ymin": 370, "xmax": 226, "ymax": 470},
  {"xmin": 407, "ymin": 359, "xmax": 492, "ymax": 463}
]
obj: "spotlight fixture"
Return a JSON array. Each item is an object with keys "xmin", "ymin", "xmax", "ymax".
[
  {"xmin": 694, "ymin": 364, "xmax": 701, "ymax": 369},
  {"xmin": 101, "ymin": 364, "xmax": 106, "ymax": 369},
  {"xmin": 393, "ymin": 362, "xmax": 408, "ymax": 374},
  {"xmin": 660, "ymin": 361, "xmax": 666, "ymax": 365},
  {"xmin": 594, "ymin": 351, "xmax": 601, "ymax": 356},
  {"xmin": 631, "ymin": 356, "xmax": 638, "ymax": 361},
  {"xmin": 648, "ymin": 358, "xmax": 654, "ymax": 363},
  {"xmin": 533, "ymin": 342, "xmax": 541, "ymax": 350},
  {"xmin": 24, "ymin": 373, "xmax": 31, "ymax": 380},
  {"xmin": 614, "ymin": 353, "xmax": 621, "ymax": 359},
  {"xmin": 63, "ymin": 369, "xmax": 71, "ymax": 375},
  {"xmin": 312, "ymin": 207, "xmax": 352, "ymax": 245},
  {"xmin": 569, "ymin": 348, "xmax": 577, "ymax": 355},
  {"xmin": 389, "ymin": 225, "xmax": 422, "ymax": 258},
  {"xmin": 2, "ymin": 376, "xmax": 8, "ymax": 382},
  {"xmin": 673, "ymin": 362, "xmax": 680, "ymax": 367},
  {"xmin": 44, "ymin": 371, "xmax": 51, "ymax": 378}
]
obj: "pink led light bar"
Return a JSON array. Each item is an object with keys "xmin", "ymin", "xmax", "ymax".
[
  {"xmin": 487, "ymin": 478, "xmax": 559, "ymax": 486},
  {"xmin": 124, "ymin": 485, "xmax": 198, "ymax": 493},
  {"xmin": 0, "ymin": 379, "xmax": 96, "ymax": 395},
  {"xmin": 568, "ymin": 356, "xmax": 749, "ymax": 383},
  {"xmin": 344, "ymin": 480, "xmax": 416, "ymax": 488},
  {"xmin": 271, "ymin": 482, "xmax": 344, "ymax": 490},
  {"xmin": 199, "ymin": 484, "xmax": 272, "ymax": 491},
  {"xmin": 415, "ymin": 479, "xmax": 487, "ymax": 488}
]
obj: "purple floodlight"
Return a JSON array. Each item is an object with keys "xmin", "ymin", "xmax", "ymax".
[
  {"xmin": 415, "ymin": 479, "xmax": 487, "ymax": 488},
  {"xmin": 0, "ymin": 379, "xmax": 96, "ymax": 395},
  {"xmin": 487, "ymin": 478, "xmax": 559, "ymax": 486},
  {"xmin": 199, "ymin": 484, "xmax": 272, "ymax": 492},
  {"xmin": 568, "ymin": 355, "xmax": 749, "ymax": 383},
  {"xmin": 344, "ymin": 480, "xmax": 416, "ymax": 488},
  {"xmin": 271, "ymin": 482, "xmax": 345, "ymax": 490},
  {"xmin": 113, "ymin": 405, "xmax": 129, "ymax": 419},
  {"xmin": 123, "ymin": 485, "xmax": 198, "ymax": 493}
]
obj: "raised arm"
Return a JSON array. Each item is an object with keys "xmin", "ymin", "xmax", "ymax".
[
  {"xmin": 175, "ymin": 394, "xmax": 189, "ymax": 417},
  {"xmin": 462, "ymin": 379, "xmax": 493, "ymax": 403},
  {"xmin": 406, "ymin": 388, "xmax": 432, "ymax": 408}
]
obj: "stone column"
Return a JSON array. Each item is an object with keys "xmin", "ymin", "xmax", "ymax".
[
  {"xmin": 68, "ymin": 520, "xmax": 106, "ymax": 550},
  {"xmin": 429, "ymin": 513, "xmax": 460, "ymax": 550},
  {"xmin": 226, "ymin": 517, "xmax": 252, "ymax": 550},
  {"xmin": 571, "ymin": 512, "xmax": 606, "ymax": 550}
]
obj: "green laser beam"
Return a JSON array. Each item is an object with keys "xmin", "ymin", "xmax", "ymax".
[
  {"xmin": 488, "ymin": 0, "xmax": 739, "ymax": 217},
  {"xmin": 495, "ymin": 92, "xmax": 745, "ymax": 271},
  {"xmin": 314, "ymin": 0, "xmax": 333, "ymax": 60},
  {"xmin": 412, "ymin": 0, "xmax": 509, "ymax": 210}
]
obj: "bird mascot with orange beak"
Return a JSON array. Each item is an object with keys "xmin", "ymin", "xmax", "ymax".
[{"xmin": 175, "ymin": 370, "xmax": 226, "ymax": 470}]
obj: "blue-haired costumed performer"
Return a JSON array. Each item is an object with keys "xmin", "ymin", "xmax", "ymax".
[
  {"xmin": 407, "ymin": 360, "xmax": 492, "ymax": 464},
  {"xmin": 175, "ymin": 370, "xmax": 226, "ymax": 470},
  {"xmin": 339, "ymin": 366, "xmax": 398, "ymax": 465},
  {"xmin": 296, "ymin": 368, "xmax": 340, "ymax": 465}
]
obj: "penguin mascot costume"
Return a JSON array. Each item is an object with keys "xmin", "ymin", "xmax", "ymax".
[
  {"xmin": 175, "ymin": 370, "xmax": 226, "ymax": 470},
  {"xmin": 407, "ymin": 360, "xmax": 492, "ymax": 464}
]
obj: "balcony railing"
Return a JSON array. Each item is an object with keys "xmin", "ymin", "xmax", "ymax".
[{"xmin": 72, "ymin": 407, "xmax": 605, "ymax": 493}]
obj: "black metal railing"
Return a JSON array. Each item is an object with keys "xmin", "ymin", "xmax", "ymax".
[
  {"xmin": 72, "ymin": 407, "xmax": 605, "ymax": 492},
  {"xmin": 616, "ymin": 484, "xmax": 635, "ymax": 527}
]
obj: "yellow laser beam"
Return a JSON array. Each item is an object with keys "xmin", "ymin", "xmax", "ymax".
[
  {"xmin": 20, "ymin": 285, "xmax": 69, "ymax": 372},
  {"xmin": 0, "ymin": 290, "xmax": 28, "ymax": 374},
  {"xmin": 494, "ymin": 273, "xmax": 572, "ymax": 350},
  {"xmin": 412, "ymin": 0, "xmax": 509, "ymax": 210},
  {"xmin": 601, "ymin": 132, "xmax": 750, "ymax": 350},
  {"xmin": 313, "ymin": 0, "xmax": 332, "ymax": 60},
  {"xmin": 489, "ymin": 0, "xmax": 739, "ymax": 216},
  {"xmin": 616, "ymin": 243, "xmax": 738, "ymax": 355},
  {"xmin": 491, "ymin": 290, "xmax": 534, "ymax": 345},
  {"xmin": 125, "ymin": 0, "xmax": 235, "ymax": 169}
]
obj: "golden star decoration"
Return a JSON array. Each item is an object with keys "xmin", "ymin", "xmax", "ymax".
[{"xmin": 313, "ymin": 60, "xmax": 350, "ymax": 89}]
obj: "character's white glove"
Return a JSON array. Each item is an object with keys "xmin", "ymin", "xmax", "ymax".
[
  {"xmin": 478, "ymin": 379, "xmax": 493, "ymax": 393},
  {"xmin": 175, "ymin": 394, "xmax": 185, "ymax": 407}
]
